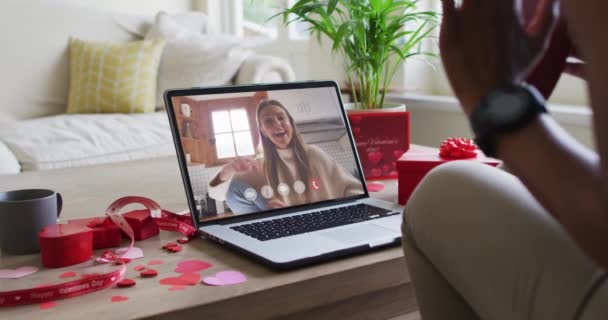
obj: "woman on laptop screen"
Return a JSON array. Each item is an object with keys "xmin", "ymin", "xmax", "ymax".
[{"xmin": 208, "ymin": 99, "xmax": 364, "ymax": 215}]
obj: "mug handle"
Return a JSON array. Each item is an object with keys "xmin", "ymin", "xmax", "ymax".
[{"xmin": 56, "ymin": 193, "xmax": 63, "ymax": 218}]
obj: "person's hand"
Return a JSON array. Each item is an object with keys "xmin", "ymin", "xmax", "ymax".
[
  {"xmin": 218, "ymin": 156, "xmax": 261, "ymax": 182},
  {"xmin": 267, "ymin": 199, "xmax": 286, "ymax": 209},
  {"xmin": 439, "ymin": 0, "xmax": 560, "ymax": 115}
]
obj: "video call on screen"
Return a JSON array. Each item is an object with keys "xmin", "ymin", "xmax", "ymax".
[{"xmin": 171, "ymin": 87, "xmax": 365, "ymax": 223}]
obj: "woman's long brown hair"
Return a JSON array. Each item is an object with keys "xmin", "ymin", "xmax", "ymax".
[{"xmin": 256, "ymin": 99, "xmax": 310, "ymax": 200}]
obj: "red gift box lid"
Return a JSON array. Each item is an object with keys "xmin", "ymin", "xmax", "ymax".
[
  {"xmin": 397, "ymin": 144, "xmax": 501, "ymax": 172},
  {"xmin": 124, "ymin": 210, "xmax": 153, "ymax": 226},
  {"xmin": 39, "ymin": 224, "xmax": 92, "ymax": 246}
]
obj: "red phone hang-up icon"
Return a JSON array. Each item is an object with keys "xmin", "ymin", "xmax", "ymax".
[{"xmin": 310, "ymin": 177, "xmax": 321, "ymax": 191}]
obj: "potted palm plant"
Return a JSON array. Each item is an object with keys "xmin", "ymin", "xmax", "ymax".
[
  {"xmin": 277, "ymin": 0, "xmax": 439, "ymax": 180},
  {"xmin": 277, "ymin": 0, "xmax": 438, "ymax": 110}
]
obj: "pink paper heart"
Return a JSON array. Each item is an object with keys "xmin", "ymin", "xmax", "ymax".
[
  {"xmin": 0, "ymin": 266, "xmax": 39, "ymax": 279},
  {"xmin": 59, "ymin": 271, "xmax": 77, "ymax": 279},
  {"xmin": 147, "ymin": 260, "xmax": 164, "ymax": 266},
  {"xmin": 202, "ymin": 271, "xmax": 247, "ymax": 286},
  {"xmin": 174, "ymin": 260, "xmax": 212, "ymax": 273},
  {"xmin": 39, "ymin": 301, "xmax": 57, "ymax": 310},
  {"xmin": 115, "ymin": 247, "xmax": 143, "ymax": 260},
  {"xmin": 111, "ymin": 295, "xmax": 129, "ymax": 302}
]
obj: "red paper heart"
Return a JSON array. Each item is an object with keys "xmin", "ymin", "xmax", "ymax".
[
  {"xmin": 111, "ymin": 295, "xmax": 129, "ymax": 302},
  {"xmin": 117, "ymin": 279, "xmax": 136, "ymax": 288},
  {"xmin": 162, "ymin": 243, "xmax": 178, "ymax": 249},
  {"xmin": 39, "ymin": 301, "xmax": 57, "ymax": 310},
  {"xmin": 174, "ymin": 260, "xmax": 212, "ymax": 273},
  {"xmin": 167, "ymin": 245, "xmax": 182, "ymax": 253},
  {"xmin": 59, "ymin": 271, "xmax": 76, "ymax": 279},
  {"xmin": 147, "ymin": 260, "xmax": 164, "ymax": 266},
  {"xmin": 134, "ymin": 265, "xmax": 146, "ymax": 271},
  {"xmin": 370, "ymin": 168, "xmax": 383, "ymax": 177},
  {"xmin": 140, "ymin": 269, "xmax": 158, "ymax": 278},
  {"xmin": 367, "ymin": 151, "xmax": 383, "ymax": 165},
  {"xmin": 177, "ymin": 237, "xmax": 191, "ymax": 244},
  {"xmin": 159, "ymin": 272, "xmax": 200, "ymax": 286}
]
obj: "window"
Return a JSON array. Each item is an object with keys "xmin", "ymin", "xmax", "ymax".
[
  {"xmin": 241, "ymin": 0, "xmax": 309, "ymax": 39},
  {"xmin": 211, "ymin": 109, "xmax": 255, "ymax": 159}
]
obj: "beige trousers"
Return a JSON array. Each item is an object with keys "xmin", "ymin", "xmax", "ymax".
[{"xmin": 402, "ymin": 161, "xmax": 607, "ymax": 320}]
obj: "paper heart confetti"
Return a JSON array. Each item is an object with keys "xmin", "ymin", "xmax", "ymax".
[
  {"xmin": 140, "ymin": 269, "xmax": 158, "ymax": 278},
  {"xmin": 147, "ymin": 260, "xmax": 164, "ymax": 266},
  {"xmin": 176, "ymin": 237, "xmax": 192, "ymax": 244},
  {"xmin": 174, "ymin": 260, "xmax": 212, "ymax": 273},
  {"xmin": 134, "ymin": 265, "xmax": 146, "ymax": 271},
  {"xmin": 111, "ymin": 295, "xmax": 129, "ymax": 303},
  {"xmin": 116, "ymin": 279, "xmax": 136, "ymax": 288},
  {"xmin": 59, "ymin": 271, "xmax": 77, "ymax": 279},
  {"xmin": 168, "ymin": 285, "xmax": 187, "ymax": 291},
  {"xmin": 367, "ymin": 183, "xmax": 385, "ymax": 192},
  {"xmin": 0, "ymin": 266, "xmax": 39, "ymax": 279},
  {"xmin": 202, "ymin": 271, "xmax": 247, "ymax": 286},
  {"xmin": 115, "ymin": 247, "xmax": 144, "ymax": 260},
  {"xmin": 39, "ymin": 301, "xmax": 57, "ymax": 310},
  {"xmin": 159, "ymin": 272, "xmax": 200, "ymax": 286}
]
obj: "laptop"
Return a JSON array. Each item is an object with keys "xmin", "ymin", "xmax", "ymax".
[{"xmin": 165, "ymin": 81, "xmax": 404, "ymax": 269}]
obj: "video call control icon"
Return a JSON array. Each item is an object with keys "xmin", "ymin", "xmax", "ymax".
[
  {"xmin": 310, "ymin": 177, "xmax": 321, "ymax": 191},
  {"xmin": 277, "ymin": 183, "xmax": 290, "ymax": 197},
  {"xmin": 261, "ymin": 185, "xmax": 274, "ymax": 199},
  {"xmin": 244, "ymin": 188, "xmax": 258, "ymax": 202},
  {"xmin": 293, "ymin": 180, "xmax": 306, "ymax": 194}
]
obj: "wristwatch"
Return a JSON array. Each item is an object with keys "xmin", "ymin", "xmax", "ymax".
[{"xmin": 470, "ymin": 83, "xmax": 547, "ymax": 157}]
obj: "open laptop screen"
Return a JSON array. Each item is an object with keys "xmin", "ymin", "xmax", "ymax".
[{"xmin": 167, "ymin": 83, "xmax": 366, "ymax": 224}]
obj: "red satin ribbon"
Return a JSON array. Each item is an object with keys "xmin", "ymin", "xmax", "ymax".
[{"xmin": 0, "ymin": 196, "xmax": 197, "ymax": 307}]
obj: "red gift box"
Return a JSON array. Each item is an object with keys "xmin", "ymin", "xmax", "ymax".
[
  {"xmin": 397, "ymin": 145, "xmax": 502, "ymax": 205},
  {"xmin": 38, "ymin": 224, "xmax": 93, "ymax": 268},
  {"xmin": 124, "ymin": 210, "xmax": 160, "ymax": 241},
  {"xmin": 68, "ymin": 217, "xmax": 121, "ymax": 249}
]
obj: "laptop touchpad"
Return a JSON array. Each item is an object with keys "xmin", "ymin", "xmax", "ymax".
[{"xmin": 320, "ymin": 224, "xmax": 395, "ymax": 244}]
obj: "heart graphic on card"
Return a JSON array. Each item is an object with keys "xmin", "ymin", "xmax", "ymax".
[
  {"xmin": 367, "ymin": 152, "xmax": 383, "ymax": 165},
  {"xmin": 202, "ymin": 271, "xmax": 247, "ymax": 286},
  {"xmin": 174, "ymin": 260, "xmax": 212, "ymax": 273},
  {"xmin": 352, "ymin": 127, "xmax": 361, "ymax": 136},
  {"xmin": 159, "ymin": 272, "xmax": 200, "ymax": 286},
  {"xmin": 370, "ymin": 168, "xmax": 383, "ymax": 177},
  {"xmin": 393, "ymin": 149, "xmax": 405, "ymax": 160},
  {"xmin": 0, "ymin": 266, "xmax": 38, "ymax": 279}
]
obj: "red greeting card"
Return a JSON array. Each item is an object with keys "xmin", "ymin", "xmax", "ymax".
[{"xmin": 348, "ymin": 111, "xmax": 410, "ymax": 180}]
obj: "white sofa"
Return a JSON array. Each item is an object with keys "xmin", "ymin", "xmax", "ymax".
[{"xmin": 0, "ymin": 0, "xmax": 295, "ymax": 175}]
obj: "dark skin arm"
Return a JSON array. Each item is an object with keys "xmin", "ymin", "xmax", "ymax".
[{"xmin": 440, "ymin": 0, "xmax": 608, "ymax": 268}]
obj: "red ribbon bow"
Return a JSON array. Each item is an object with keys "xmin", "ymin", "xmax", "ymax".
[{"xmin": 439, "ymin": 138, "xmax": 478, "ymax": 159}]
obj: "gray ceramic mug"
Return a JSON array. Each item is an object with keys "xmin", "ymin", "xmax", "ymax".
[{"xmin": 0, "ymin": 189, "xmax": 62, "ymax": 255}]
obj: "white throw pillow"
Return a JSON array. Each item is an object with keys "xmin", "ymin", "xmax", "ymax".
[
  {"xmin": 0, "ymin": 113, "xmax": 175, "ymax": 172},
  {"xmin": 145, "ymin": 12, "xmax": 269, "ymax": 108},
  {"xmin": 0, "ymin": 139, "xmax": 20, "ymax": 175}
]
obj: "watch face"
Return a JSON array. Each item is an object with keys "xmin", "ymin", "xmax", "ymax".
[{"xmin": 487, "ymin": 90, "xmax": 529, "ymax": 123}]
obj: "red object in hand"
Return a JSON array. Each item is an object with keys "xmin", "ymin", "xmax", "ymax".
[
  {"xmin": 68, "ymin": 217, "xmax": 121, "ymax": 249},
  {"xmin": 123, "ymin": 210, "xmax": 160, "ymax": 241},
  {"xmin": 439, "ymin": 138, "xmax": 478, "ymax": 159},
  {"xmin": 38, "ymin": 224, "xmax": 93, "ymax": 268}
]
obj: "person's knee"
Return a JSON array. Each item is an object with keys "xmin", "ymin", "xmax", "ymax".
[{"xmin": 403, "ymin": 161, "xmax": 496, "ymax": 244}]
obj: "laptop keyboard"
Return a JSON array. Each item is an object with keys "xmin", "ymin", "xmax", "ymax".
[{"xmin": 230, "ymin": 204, "xmax": 399, "ymax": 242}]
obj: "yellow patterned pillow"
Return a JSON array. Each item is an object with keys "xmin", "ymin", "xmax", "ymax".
[{"xmin": 67, "ymin": 38, "xmax": 166, "ymax": 114}]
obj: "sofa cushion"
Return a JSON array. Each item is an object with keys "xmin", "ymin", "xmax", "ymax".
[
  {"xmin": 0, "ymin": 140, "xmax": 20, "ymax": 175},
  {"xmin": 67, "ymin": 38, "xmax": 166, "ymax": 114},
  {"xmin": 145, "ymin": 12, "xmax": 267, "ymax": 108},
  {"xmin": 0, "ymin": 113, "xmax": 175, "ymax": 172}
]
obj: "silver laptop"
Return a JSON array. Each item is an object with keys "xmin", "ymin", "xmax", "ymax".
[{"xmin": 165, "ymin": 81, "xmax": 403, "ymax": 269}]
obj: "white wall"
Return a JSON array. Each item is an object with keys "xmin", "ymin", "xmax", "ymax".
[
  {"xmin": 268, "ymin": 87, "xmax": 342, "ymax": 122},
  {"xmin": 62, "ymin": 0, "xmax": 192, "ymax": 15}
]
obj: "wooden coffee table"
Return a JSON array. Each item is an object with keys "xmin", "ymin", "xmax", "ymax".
[{"xmin": 0, "ymin": 157, "xmax": 415, "ymax": 319}]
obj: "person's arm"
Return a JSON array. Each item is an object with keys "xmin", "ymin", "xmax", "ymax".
[{"xmin": 440, "ymin": 0, "xmax": 608, "ymax": 268}]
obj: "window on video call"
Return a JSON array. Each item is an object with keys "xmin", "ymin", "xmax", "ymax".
[{"xmin": 171, "ymin": 87, "xmax": 365, "ymax": 223}]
